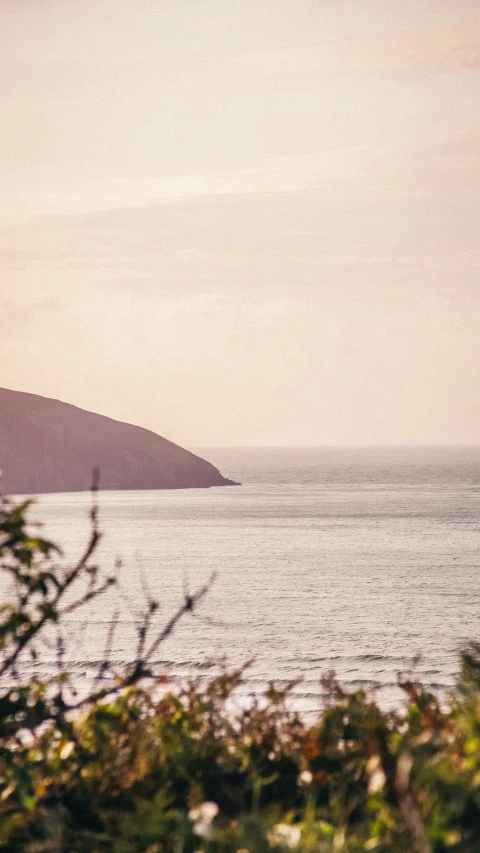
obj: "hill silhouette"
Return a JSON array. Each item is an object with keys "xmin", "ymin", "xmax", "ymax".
[{"xmin": 0, "ymin": 387, "xmax": 238, "ymax": 494}]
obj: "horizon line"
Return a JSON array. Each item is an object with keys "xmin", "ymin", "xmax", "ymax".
[{"xmin": 190, "ymin": 443, "xmax": 480, "ymax": 449}]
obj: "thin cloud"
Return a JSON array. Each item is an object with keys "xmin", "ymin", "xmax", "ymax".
[
  {"xmin": 0, "ymin": 297, "xmax": 59, "ymax": 337},
  {"xmin": 229, "ymin": 21, "xmax": 480, "ymax": 77}
]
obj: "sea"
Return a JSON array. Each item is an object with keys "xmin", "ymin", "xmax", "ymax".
[{"xmin": 27, "ymin": 446, "xmax": 480, "ymax": 715}]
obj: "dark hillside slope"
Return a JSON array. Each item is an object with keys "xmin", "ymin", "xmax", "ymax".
[{"xmin": 0, "ymin": 387, "xmax": 237, "ymax": 494}]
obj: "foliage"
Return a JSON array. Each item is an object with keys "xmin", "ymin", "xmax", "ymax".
[{"xmin": 1, "ymin": 496, "xmax": 480, "ymax": 852}]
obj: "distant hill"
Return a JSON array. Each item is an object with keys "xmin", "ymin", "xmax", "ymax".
[{"xmin": 0, "ymin": 387, "xmax": 238, "ymax": 495}]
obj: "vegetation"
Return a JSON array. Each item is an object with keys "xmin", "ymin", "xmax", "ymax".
[{"xmin": 1, "ymin": 492, "xmax": 480, "ymax": 852}]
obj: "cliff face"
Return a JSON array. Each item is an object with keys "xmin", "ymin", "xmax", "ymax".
[{"xmin": 0, "ymin": 387, "xmax": 238, "ymax": 495}]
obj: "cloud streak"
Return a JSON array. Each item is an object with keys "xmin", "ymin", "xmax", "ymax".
[{"xmin": 230, "ymin": 21, "xmax": 480, "ymax": 78}]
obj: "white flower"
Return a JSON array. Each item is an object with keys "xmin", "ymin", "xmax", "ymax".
[
  {"xmin": 299, "ymin": 770, "xmax": 313, "ymax": 785},
  {"xmin": 189, "ymin": 801, "xmax": 219, "ymax": 839},
  {"xmin": 368, "ymin": 768, "xmax": 386, "ymax": 794},
  {"xmin": 268, "ymin": 823, "xmax": 301, "ymax": 848}
]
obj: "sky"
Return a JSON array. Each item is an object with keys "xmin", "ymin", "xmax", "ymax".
[{"xmin": 0, "ymin": 0, "xmax": 479, "ymax": 446}]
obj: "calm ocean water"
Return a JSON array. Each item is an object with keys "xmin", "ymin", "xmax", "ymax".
[{"xmin": 28, "ymin": 446, "xmax": 480, "ymax": 713}]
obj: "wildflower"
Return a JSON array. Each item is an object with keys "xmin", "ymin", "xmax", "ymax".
[
  {"xmin": 189, "ymin": 801, "xmax": 219, "ymax": 839},
  {"xmin": 299, "ymin": 770, "xmax": 313, "ymax": 785},
  {"xmin": 368, "ymin": 768, "xmax": 386, "ymax": 794},
  {"xmin": 268, "ymin": 823, "xmax": 301, "ymax": 848}
]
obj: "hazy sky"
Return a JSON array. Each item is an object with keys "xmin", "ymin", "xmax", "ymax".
[{"xmin": 1, "ymin": 0, "xmax": 479, "ymax": 445}]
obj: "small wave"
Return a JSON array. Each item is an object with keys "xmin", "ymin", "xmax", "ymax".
[
  {"xmin": 354, "ymin": 654, "xmax": 417, "ymax": 663},
  {"xmin": 284, "ymin": 655, "xmax": 343, "ymax": 664}
]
